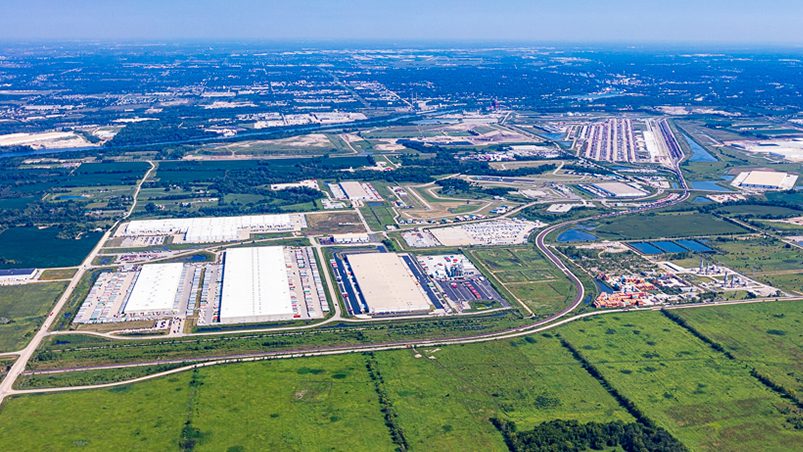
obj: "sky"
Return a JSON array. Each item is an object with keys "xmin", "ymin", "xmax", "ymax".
[{"xmin": 1, "ymin": 0, "xmax": 802, "ymax": 45}]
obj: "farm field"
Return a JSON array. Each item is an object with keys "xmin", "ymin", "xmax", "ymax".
[
  {"xmin": 592, "ymin": 210, "xmax": 748, "ymax": 240},
  {"xmin": 559, "ymin": 312, "xmax": 802, "ymax": 451},
  {"xmin": 469, "ymin": 246, "xmax": 576, "ymax": 317},
  {"xmin": 377, "ymin": 338, "xmax": 633, "ymax": 451},
  {"xmin": 676, "ymin": 301, "xmax": 803, "ymax": 399},
  {"xmin": 0, "ymin": 282, "xmax": 67, "ymax": 352}
]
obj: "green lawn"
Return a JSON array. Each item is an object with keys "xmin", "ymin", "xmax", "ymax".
[
  {"xmin": 676, "ymin": 301, "xmax": 803, "ymax": 399},
  {"xmin": 4, "ymin": 305, "xmax": 802, "ymax": 450},
  {"xmin": 559, "ymin": 312, "xmax": 802, "ymax": 451},
  {"xmin": 0, "ymin": 282, "xmax": 67, "ymax": 352},
  {"xmin": 190, "ymin": 356, "xmax": 394, "ymax": 451}
]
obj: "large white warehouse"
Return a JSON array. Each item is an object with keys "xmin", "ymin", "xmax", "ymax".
[
  {"xmin": 123, "ymin": 263, "xmax": 184, "ymax": 316},
  {"xmin": 119, "ymin": 213, "xmax": 307, "ymax": 243},
  {"xmin": 347, "ymin": 253, "xmax": 432, "ymax": 315},
  {"xmin": 219, "ymin": 246, "xmax": 295, "ymax": 324}
]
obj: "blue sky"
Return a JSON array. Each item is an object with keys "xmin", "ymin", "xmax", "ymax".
[{"xmin": 1, "ymin": 0, "xmax": 801, "ymax": 44}]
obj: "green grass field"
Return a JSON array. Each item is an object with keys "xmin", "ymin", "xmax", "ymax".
[
  {"xmin": 469, "ymin": 247, "xmax": 576, "ymax": 317},
  {"xmin": 0, "ymin": 282, "xmax": 67, "ymax": 352},
  {"xmin": 676, "ymin": 301, "xmax": 803, "ymax": 399},
  {"xmin": 0, "ymin": 372, "xmax": 191, "ymax": 450},
  {"xmin": 359, "ymin": 203, "xmax": 396, "ymax": 231},
  {"xmin": 559, "ymin": 312, "xmax": 802, "ymax": 451},
  {"xmin": 1, "ymin": 355, "xmax": 396, "ymax": 451},
  {"xmin": 592, "ymin": 210, "xmax": 747, "ymax": 240},
  {"xmin": 377, "ymin": 338, "xmax": 632, "ymax": 451}
]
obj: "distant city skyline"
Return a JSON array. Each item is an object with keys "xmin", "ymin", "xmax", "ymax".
[{"xmin": 1, "ymin": 0, "xmax": 802, "ymax": 45}]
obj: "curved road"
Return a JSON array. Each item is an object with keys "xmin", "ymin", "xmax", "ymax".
[{"xmin": 0, "ymin": 158, "xmax": 697, "ymax": 402}]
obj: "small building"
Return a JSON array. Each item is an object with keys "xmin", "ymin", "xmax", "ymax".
[
  {"xmin": 331, "ymin": 233, "xmax": 370, "ymax": 244},
  {"xmin": 0, "ymin": 268, "xmax": 37, "ymax": 284}
]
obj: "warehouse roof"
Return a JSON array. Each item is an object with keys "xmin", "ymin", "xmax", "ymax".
[
  {"xmin": 347, "ymin": 253, "xmax": 432, "ymax": 314},
  {"xmin": 123, "ymin": 263, "xmax": 183, "ymax": 314},
  {"xmin": 220, "ymin": 246, "xmax": 294, "ymax": 323}
]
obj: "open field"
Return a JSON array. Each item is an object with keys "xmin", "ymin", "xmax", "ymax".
[
  {"xmin": 37, "ymin": 268, "xmax": 78, "ymax": 281},
  {"xmin": 2, "ymin": 336, "xmax": 633, "ymax": 451},
  {"xmin": 469, "ymin": 246, "xmax": 576, "ymax": 317},
  {"xmin": 377, "ymin": 338, "xmax": 632, "ymax": 450},
  {"xmin": 0, "ymin": 372, "xmax": 192, "ymax": 451},
  {"xmin": 360, "ymin": 203, "xmax": 396, "ymax": 230},
  {"xmin": 676, "ymin": 301, "xmax": 803, "ymax": 399},
  {"xmin": 592, "ymin": 210, "xmax": 748, "ymax": 240},
  {"xmin": 305, "ymin": 211, "xmax": 366, "ymax": 235},
  {"xmin": 0, "ymin": 282, "xmax": 67, "ymax": 352},
  {"xmin": 3, "ymin": 303, "xmax": 803, "ymax": 450},
  {"xmin": 559, "ymin": 312, "xmax": 802, "ymax": 451}
]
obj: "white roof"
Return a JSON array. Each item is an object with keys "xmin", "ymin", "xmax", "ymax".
[
  {"xmin": 340, "ymin": 181, "xmax": 371, "ymax": 200},
  {"xmin": 592, "ymin": 182, "xmax": 646, "ymax": 197},
  {"xmin": 347, "ymin": 253, "xmax": 432, "ymax": 314},
  {"xmin": 123, "ymin": 263, "xmax": 183, "ymax": 314},
  {"xmin": 220, "ymin": 247, "xmax": 293, "ymax": 322},
  {"xmin": 733, "ymin": 171, "xmax": 798, "ymax": 189},
  {"xmin": 120, "ymin": 213, "xmax": 307, "ymax": 243}
]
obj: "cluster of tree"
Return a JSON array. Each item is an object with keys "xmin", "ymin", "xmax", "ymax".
[
  {"xmin": 0, "ymin": 200, "xmax": 95, "ymax": 238},
  {"xmin": 491, "ymin": 418, "xmax": 687, "ymax": 452},
  {"xmin": 364, "ymin": 353, "xmax": 408, "ymax": 451},
  {"xmin": 435, "ymin": 179, "xmax": 514, "ymax": 198},
  {"xmin": 561, "ymin": 164, "xmax": 611, "ymax": 176}
]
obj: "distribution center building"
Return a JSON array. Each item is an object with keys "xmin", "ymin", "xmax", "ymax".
[
  {"xmin": 219, "ymin": 246, "xmax": 295, "ymax": 324},
  {"xmin": 122, "ymin": 263, "xmax": 184, "ymax": 316},
  {"xmin": 731, "ymin": 171, "xmax": 798, "ymax": 191},
  {"xmin": 346, "ymin": 253, "xmax": 432, "ymax": 315},
  {"xmin": 118, "ymin": 213, "xmax": 307, "ymax": 243}
]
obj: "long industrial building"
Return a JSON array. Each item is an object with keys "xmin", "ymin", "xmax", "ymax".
[
  {"xmin": 346, "ymin": 253, "xmax": 432, "ymax": 315},
  {"xmin": 219, "ymin": 246, "xmax": 295, "ymax": 324},
  {"xmin": 122, "ymin": 263, "xmax": 184, "ymax": 316},
  {"xmin": 118, "ymin": 213, "xmax": 307, "ymax": 243},
  {"xmin": 731, "ymin": 171, "xmax": 798, "ymax": 191}
]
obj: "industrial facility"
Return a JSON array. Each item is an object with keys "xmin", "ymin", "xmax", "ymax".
[
  {"xmin": 407, "ymin": 219, "xmax": 541, "ymax": 247},
  {"xmin": 328, "ymin": 181, "xmax": 382, "ymax": 201},
  {"xmin": 117, "ymin": 213, "xmax": 307, "ymax": 243},
  {"xmin": 730, "ymin": 171, "xmax": 798, "ymax": 191},
  {"xmin": 344, "ymin": 252, "xmax": 433, "ymax": 315},
  {"xmin": 584, "ymin": 182, "xmax": 647, "ymax": 198},
  {"xmin": 219, "ymin": 246, "xmax": 328, "ymax": 324},
  {"xmin": 74, "ymin": 245, "xmax": 327, "ymax": 328}
]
